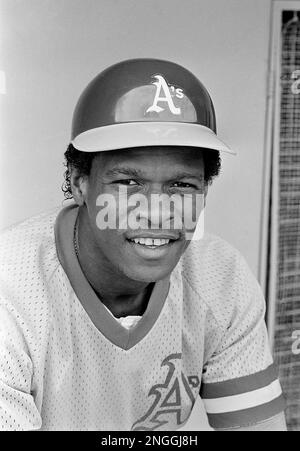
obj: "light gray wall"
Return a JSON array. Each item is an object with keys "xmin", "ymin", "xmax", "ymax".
[{"xmin": 0, "ymin": 0, "xmax": 272, "ymax": 430}]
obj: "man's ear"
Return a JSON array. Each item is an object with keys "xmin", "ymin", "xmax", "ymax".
[{"xmin": 69, "ymin": 167, "xmax": 89, "ymax": 206}]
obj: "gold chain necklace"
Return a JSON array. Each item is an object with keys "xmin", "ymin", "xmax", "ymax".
[{"xmin": 73, "ymin": 217, "xmax": 79, "ymax": 258}]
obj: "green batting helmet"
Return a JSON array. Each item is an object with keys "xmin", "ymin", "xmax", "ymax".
[{"xmin": 71, "ymin": 58, "xmax": 234, "ymax": 155}]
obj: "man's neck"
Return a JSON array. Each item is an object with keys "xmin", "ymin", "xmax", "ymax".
[
  {"xmin": 75, "ymin": 207, "xmax": 153, "ymax": 317},
  {"xmin": 94, "ymin": 283, "xmax": 154, "ymax": 318}
]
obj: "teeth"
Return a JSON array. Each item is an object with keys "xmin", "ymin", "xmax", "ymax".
[
  {"xmin": 153, "ymin": 239, "xmax": 169, "ymax": 246},
  {"xmin": 131, "ymin": 238, "xmax": 170, "ymax": 246}
]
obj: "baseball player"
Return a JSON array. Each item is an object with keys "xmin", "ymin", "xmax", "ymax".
[{"xmin": 0, "ymin": 59, "xmax": 286, "ymax": 431}]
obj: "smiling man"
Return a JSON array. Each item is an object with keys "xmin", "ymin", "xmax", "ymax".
[{"xmin": 0, "ymin": 59, "xmax": 286, "ymax": 431}]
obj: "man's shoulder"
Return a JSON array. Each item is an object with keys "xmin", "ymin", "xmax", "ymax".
[
  {"xmin": 181, "ymin": 231, "xmax": 241, "ymax": 277},
  {"xmin": 0, "ymin": 205, "xmax": 65, "ymax": 286},
  {"xmin": 0, "ymin": 206, "xmax": 71, "ymax": 330},
  {"xmin": 0, "ymin": 206, "xmax": 62, "ymax": 239},
  {"xmin": 180, "ymin": 232, "xmax": 255, "ymax": 324},
  {"xmin": 0, "ymin": 204, "xmax": 67, "ymax": 248}
]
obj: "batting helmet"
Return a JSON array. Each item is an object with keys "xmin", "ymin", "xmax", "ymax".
[{"xmin": 71, "ymin": 58, "xmax": 234, "ymax": 155}]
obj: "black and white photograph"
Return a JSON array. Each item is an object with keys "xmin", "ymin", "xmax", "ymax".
[{"xmin": 0, "ymin": 0, "xmax": 299, "ymax": 433}]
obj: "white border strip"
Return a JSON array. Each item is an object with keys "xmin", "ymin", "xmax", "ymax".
[
  {"xmin": 258, "ymin": 2, "xmax": 278, "ymax": 295},
  {"xmin": 203, "ymin": 380, "xmax": 282, "ymax": 414},
  {"xmin": 267, "ymin": 1, "xmax": 283, "ymax": 350}
]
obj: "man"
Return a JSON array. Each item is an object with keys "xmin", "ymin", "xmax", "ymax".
[{"xmin": 0, "ymin": 59, "xmax": 286, "ymax": 431}]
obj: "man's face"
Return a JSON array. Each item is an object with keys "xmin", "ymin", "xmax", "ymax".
[{"xmin": 82, "ymin": 146, "xmax": 206, "ymax": 282}]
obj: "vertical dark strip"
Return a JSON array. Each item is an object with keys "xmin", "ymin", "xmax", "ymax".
[{"xmin": 273, "ymin": 10, "xmax": 300, "ymax": 431}]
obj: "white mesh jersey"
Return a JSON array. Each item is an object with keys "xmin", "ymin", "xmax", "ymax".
[{"xmin": 0, "ymin": 204, "xmax": 285, "ymax": 431}]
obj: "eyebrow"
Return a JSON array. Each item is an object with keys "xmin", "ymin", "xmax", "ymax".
[
  {"xmin": 104, "ymin": 166, "xmax": 204, "ymax": 181},
  {"xmin": 104, "ymin": 167, "xmax": 144, "ymax": 178}
]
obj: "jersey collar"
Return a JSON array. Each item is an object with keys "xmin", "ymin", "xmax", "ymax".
[{"xmin": 54, "ymin": 203, "xmax": 172, "ymax": 350}]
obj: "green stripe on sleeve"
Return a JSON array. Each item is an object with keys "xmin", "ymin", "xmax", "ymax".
[{"xmin": 201, "ymin": 363, "xmax": 279, "ymax": 399}]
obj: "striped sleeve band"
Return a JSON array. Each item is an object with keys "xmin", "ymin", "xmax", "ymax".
[{"xmin": 200, "ymin": 364, "xmax": 286, "ymax": 429}]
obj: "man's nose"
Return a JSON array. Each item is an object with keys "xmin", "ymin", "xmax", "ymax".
[{"xmin": 137, "ymin": 188, "xmax": 177, "ymax": 230}]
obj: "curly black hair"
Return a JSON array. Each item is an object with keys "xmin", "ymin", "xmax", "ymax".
[{"xmin": 62, "ymin": 143, "xmax": 221, "ymax": 200}]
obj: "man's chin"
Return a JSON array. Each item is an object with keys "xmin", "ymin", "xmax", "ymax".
[
  {"xmin": 121, "ymin": 236, "xmax": 186, "ymax": 280},
  {"xmin": 122, "ymin": 264, "xmax": 176, "ymax": 283}
]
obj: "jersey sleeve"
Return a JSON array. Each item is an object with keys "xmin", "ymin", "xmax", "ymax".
[
  {"xmin": 200, "ymin": 252, "xmax": 286, "ymax": 430},
  {"xmin": 0, "ymin": 304, "xmax": 42, "ymax": 431}
]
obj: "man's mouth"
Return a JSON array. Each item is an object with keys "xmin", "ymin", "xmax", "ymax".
[
  {"xmin": 127, "ymin": 237, "xmax": 175, "ymax": 248},
  {"xmin": 125, "ymin": 233, "xmax": 180, "ymax": 258}
]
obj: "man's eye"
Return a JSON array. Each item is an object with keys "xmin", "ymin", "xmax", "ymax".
[
  {"xmin": 172, "ymin": 182, "xmax": 196, "ymax": 189},
  {"xmin": 114, "ymin": 179, "xmax": 139, "ymax": 186}
]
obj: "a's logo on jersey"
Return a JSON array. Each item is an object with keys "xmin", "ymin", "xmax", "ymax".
[
  {"xmin": 131, "ymin": 353, "xmax": 200, "ymax": 431},
  {"xmin": 146, "ymin": 75, "xmax": 183, "ymax": 115}
]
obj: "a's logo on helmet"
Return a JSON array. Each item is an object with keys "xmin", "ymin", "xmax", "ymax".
[{"xmin": 146, "ymin": 75, "xmax": 183, "ymax": 116}]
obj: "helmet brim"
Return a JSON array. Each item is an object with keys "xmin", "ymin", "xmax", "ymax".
[{"xmin": 71, "ymin": 122, "xmax": 236, "ymax": 155}]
